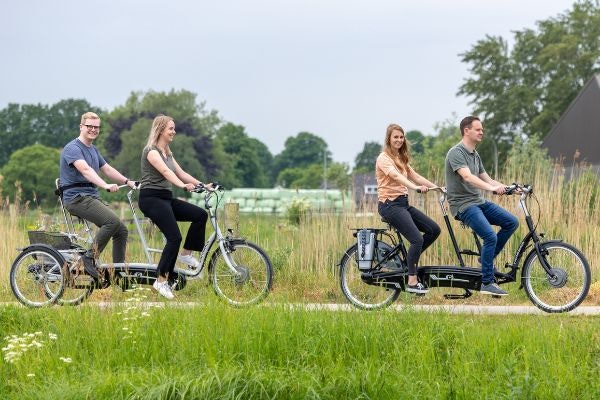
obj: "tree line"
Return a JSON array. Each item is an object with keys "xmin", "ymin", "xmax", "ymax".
[{"xmin": 1, "ymin": 0, "xmax": 598, "ymax": 207}]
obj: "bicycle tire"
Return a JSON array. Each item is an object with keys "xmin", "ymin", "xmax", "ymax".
[
  {"xmin": 10, "ymin": 245, "xmax": 66, "ymax": 307},
  {"xmin": 339, "ymin": 242, "xmax": 401, "ymax": 310},
  {"xmin": 209, "ymin": 239, "xmax": 273, "ymax": 306},
  {"xmin": 521, "ymin": 242, "xmax": 591, "ymax": 313}
]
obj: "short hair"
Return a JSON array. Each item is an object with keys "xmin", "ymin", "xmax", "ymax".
[
  {"xmin": 459, "ymin": 116, "xmax": 480, "ymax": 136},
  {"xmin": 80, "ymin": 112, "xmax": 100, "ymax": 124}
]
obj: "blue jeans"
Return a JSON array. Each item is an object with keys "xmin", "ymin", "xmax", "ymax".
[{"xmin": 457, "ymin": 201, "xmax": 519, "ymax": 284}]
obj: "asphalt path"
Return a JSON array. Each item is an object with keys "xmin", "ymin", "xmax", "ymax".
[{"xmin": 2, "ymin": 302, "xmax": 599, "ymax": 315}]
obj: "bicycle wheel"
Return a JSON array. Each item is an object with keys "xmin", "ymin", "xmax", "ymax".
[
  {"xmin": 209, "ymin": 239, "xmax": 273, "ymax": 306},
  {"xmin": 10, "ymin": 245, "xmax": 66, "ymax": 307},
  {"xmin": 521, "ymin": 242, "xmax": 591, "ymax": 313},
  {"xmin": 339, "ymin": 242, "xmax": 401, "ymax": 310},
  {"xmin": 56, "ymin": 251, "xmax": 94, "ymax": 306}
]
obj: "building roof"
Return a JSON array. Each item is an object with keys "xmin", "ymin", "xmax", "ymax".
[{"xmin": 542, "ymin": 74, "xmax": 600, "ymax": 165}]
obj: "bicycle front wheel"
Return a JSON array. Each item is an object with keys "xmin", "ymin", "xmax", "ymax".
[
  {"xmin": 10, "ymin": 245, "xmax": 66, "ymax": 307},
  {"xmin": 521, "ymin": 242, "xmax": 591, "ymax": 313},
  {"xmin": 209, "ymin": 239, "xmax": 273, "ymax": 306},
  {"xmin": 339, "ymin": 243, "xmax": 400, "ymax": 310}
]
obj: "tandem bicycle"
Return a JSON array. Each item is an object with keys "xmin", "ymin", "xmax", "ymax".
[
  {"xmin": 338, "ymin": 184, "xmax": 591, "ymax": 313},
  {"xmin": 10, "ymin": 181, "xmax": 273, "ymax": 307}
]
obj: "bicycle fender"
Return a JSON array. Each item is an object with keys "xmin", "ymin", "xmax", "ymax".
[{"xmin": 20, "ymin": 243, "xmax": 61, "ymax": 253}]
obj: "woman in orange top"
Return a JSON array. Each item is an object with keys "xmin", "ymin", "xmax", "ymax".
[{"xmin": 376, "ymin": 123, "xmax": 441, "ymax": 294}]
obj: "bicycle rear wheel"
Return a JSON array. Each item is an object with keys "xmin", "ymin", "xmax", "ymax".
[
  {"xmin": 521, "ymin": 242, "xmax": 591, "ymax": 313},
  {"xmin": 339, "ymin": 243, "xmax": 401, "ymax": 310},
  {"xmin": 209, "ymin": 239, "xmax": 273, "ymax": 306},
  {"xmin": 10, "ymin": 245, "xmax": 66, "ymax": 307}
]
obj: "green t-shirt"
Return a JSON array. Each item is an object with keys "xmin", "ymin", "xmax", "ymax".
[
  {"xmin": 140, "ymin": 146, "xmax": 176, "ymax": 191},
  {"xmin": 444, "ymin": 141, "xmax": 486, "ymax": 217}
]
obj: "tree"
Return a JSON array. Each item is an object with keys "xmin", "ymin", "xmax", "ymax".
[
  {"xmin": 0, "ymin": 99, "xmax": 100, "ymax": 167},
  {"xmin": 327, "ymin": 162, "xmax": 351, "ymax": 192},
  {"xmin": 411, "ymin": 117, "xmax": 461, "ymax": 183},
  {"xmin": 273, "ymin": 132, "xmax": 330, "ymax": 178},
  {"xmin": 458, "ymin": 0, "xmax": 600, "ymax": 173},
  {"xmin": 353, "ymin": 142, "xmax": 380, "ymax": 173},
  {"xmin": 406, "ymin": 130, "xmax": 426, "ymax": 154},
  {"xmin": 101, "ymin": 90, "xmax": 225, "ymax": 184},
  {"xmin": 214, "ymin": 123, "xmax": 273, "ymax": 188},
  {"xmin": 0, "ymin": 144, "xmax": 60, "ymax": 207},
  {"xmin": 277, "ymin": 165, "xmax": 325, "ymax": 189}
]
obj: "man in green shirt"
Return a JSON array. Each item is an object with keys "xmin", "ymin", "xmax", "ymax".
[{"xmin": 444, "ymin": 116, "xmax": 519, "ymax": 296}]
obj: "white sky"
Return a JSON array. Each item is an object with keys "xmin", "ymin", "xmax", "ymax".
[{"xmin": 0, "ymin": 0, "xmax": 577, "ymax": 165}]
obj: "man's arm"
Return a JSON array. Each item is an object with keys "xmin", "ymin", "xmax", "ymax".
[
  {"xmin": 456, "ymin": 167, "xmax": 505, "ymax": 194},
  {"xmin": 73, "ymin": 160, "xmax": 115, "ymax": 191}
]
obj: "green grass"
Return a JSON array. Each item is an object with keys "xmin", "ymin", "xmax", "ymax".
[{"xmin": 1, "ymin": 301, "xmax": 599, "ymax": 399}]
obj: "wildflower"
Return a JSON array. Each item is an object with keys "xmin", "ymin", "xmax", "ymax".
[
  {"xmin": 59, "ymin": 357, "xmax": 72, "ymax": 363},
  {"xmin": 27, "ymin": 373, "xmax": 35, "ymax": 377}
]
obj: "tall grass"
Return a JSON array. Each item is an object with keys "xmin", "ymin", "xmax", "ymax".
[
  {"xmin": 0, "ymin": 161, "xmax": 598, "ymax": 305},
  {"xmin": 1, "ymin": 304, "xmax": 599, "ymax": 399}
]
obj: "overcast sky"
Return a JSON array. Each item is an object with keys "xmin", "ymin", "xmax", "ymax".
[{"xmin": 1, "ymin": 0, "xmax": 577, "ymax": 165}]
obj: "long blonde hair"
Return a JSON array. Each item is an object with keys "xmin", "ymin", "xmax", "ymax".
[
  {"xmin": 383, "ymin": 123, "xmax": 410, "ymax": 174},
  {"xmin": 145, "ymin": 114, "xmax": 174, "ymax": 156}
]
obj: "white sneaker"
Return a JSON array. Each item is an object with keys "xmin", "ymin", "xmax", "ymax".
[
  {"xmin": 152, "ymin": 280, "xmax": 175, "ymax": 300},
  {"xmin": 178, "ymin": 254, "xmax": 200, "ymax": 268}
]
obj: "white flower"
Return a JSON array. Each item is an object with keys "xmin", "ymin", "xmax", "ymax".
[{"xmin": 59, "ymin": 357, "xmax": 72, "ymax": 363}]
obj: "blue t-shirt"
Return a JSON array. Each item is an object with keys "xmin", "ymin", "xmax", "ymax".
[{"xmin": 59, "ymin": 138, "xmax": 107, "ymax": 204}]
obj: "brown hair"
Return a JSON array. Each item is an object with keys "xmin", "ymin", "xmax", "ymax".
[
  {"xmin": 459, "ymin": 116, "xmax": 480, "ymax": 136},
  {"xmin": 383, "ymin": 123, "xmax": 410, "ymax": 174}
]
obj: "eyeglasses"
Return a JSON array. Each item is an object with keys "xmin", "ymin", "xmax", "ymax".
[{"xmin": 83, "ymin": 124, "xmax": 101, "ymax": 131}]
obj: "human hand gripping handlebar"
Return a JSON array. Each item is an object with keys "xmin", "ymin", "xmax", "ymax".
[
  {"xmin": 105, "ymin": 181, "xmax": 141, "ymax": 192},
  {"xmin": 189, "ymin": 182, "xmax": 224, "ymax": 193},
  {"xmin": 415, "ymin": 186, "xmax": 446, "ymax": 194}
]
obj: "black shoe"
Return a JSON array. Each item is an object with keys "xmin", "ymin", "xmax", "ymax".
[
  {"xmin": 98, "ymin": 270, "xmax": 111, "ymax": 289},
  {"xmin": 406, "ymin": 282, "xmax": 428, "ymax": 294},
  {"xmin": 82, "ymin": 255, "xmax": 99, "ymax": 280}
]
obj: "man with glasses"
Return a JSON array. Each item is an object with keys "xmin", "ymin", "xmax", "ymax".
[{"xmin": 59, "ymin": 111, "xmax": 137, "ymax": 287}]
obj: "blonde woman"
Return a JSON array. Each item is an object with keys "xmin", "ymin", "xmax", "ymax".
[
  {"xmin": 139, "ymin": 115, "xmax": 212, "ymax": 299},
  {"xmin": 376, "ymin": 123, "xmax": 441, "ymax": 294}
]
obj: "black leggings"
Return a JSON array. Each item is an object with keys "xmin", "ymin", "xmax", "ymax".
[
  {"xmin": 139, "ymin": 189, "xmax": 208, "ymax": 279},
  {"xmin": 378, "ymin": 196, "xmax": 441, "ymax": 275}
]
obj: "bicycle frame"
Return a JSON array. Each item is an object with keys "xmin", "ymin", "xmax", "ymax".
[
  {"xmin": 55, "ymin": 181, "xmax": 240, "ymax": 284},
  {"xmin": 357, "ymin": 186, "xmax": 555, "ymax": 296}
]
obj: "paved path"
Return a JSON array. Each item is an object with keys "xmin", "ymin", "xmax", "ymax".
[{"xmin": 2, "ymin": 301, "xmax": 599, "ymax": 315}]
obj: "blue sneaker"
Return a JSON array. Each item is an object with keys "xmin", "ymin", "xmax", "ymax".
[{"xmin": 480, "ymin": 282, "xmax": 508, "ymax": 296}]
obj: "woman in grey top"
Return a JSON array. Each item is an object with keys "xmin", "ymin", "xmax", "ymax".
[{"xmin": 139, "ymin": 114, "xmax": 212, "ymax": 299}]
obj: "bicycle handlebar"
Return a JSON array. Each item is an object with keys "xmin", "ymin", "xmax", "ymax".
[
  {"xmin": 105, "ymin": 181, "xmax": 141, "ymax": 192},
  {"xmin": 415, "ymin": 186, "xmax": 446, "ymax": 194},
  {"xmin": 189, "ymin": 182, "xmax": 224, "ymax": 194},
  {"xmin": 500, "ymin": 183, "xmax": 532, "ymax": 196}
]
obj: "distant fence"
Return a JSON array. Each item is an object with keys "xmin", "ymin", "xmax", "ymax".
[{"xmin": 191, "ymin": 188, "xmax": 352, "ymax": 214}]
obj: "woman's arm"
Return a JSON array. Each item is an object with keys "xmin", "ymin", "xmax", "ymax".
[
  {"xmin": 146, "ymin": 149, "xmax": 189, "ymax": 189},
  {"xmin": 172, "ymin": 158, "xmax": 201, "ymax": 186},
  {"xmin": 407, "ymin": 167, "xmax": 438, "ymax": 188}
]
